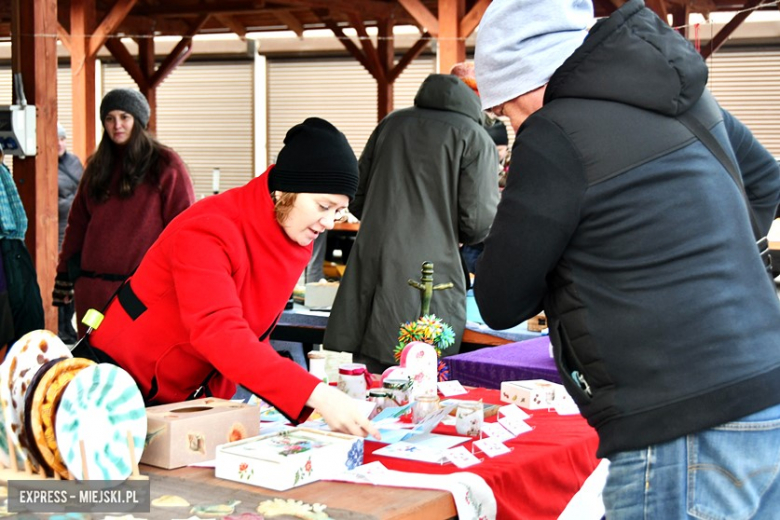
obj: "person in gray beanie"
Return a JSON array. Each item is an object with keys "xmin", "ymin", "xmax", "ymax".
[
  {"xmin": 54, "ymin": 88, "xmax": 195, "ymax": 338},
  {"xmin": 473, "ymin": 0, "xmax": 780, "ymax": 517},
  {"xmin": 99, "ymin": 88, "xmax": 151, "ymax": 129}
]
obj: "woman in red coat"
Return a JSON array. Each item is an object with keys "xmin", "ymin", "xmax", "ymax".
[
  {"xmin": 53, "ymin": 88, "xmax": 195, "ymax": 337},
  {"xmin": 83, "ymin": 118, "xmax": 379, "ymax": 438}
]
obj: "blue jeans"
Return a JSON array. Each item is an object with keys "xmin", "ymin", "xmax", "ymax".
[{"xmin": 603, "ymin": 403, "xmax": 780, "ymax": 520}]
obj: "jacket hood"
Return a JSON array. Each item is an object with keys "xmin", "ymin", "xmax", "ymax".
[
  {"xmin": 545, "ymin": 0, "xmax": 708, "ymax": 117},
  {"xmin": 414, "ymin": 74, "xmax": 484, "ymax": 123}
]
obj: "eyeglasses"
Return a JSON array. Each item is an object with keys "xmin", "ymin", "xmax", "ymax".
[{"xmin": 317, "ymin": 202, "xmax": 347, "ymax": 222}]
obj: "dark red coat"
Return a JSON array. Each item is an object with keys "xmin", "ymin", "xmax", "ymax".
[
  {"xmin": 57, "ymin": 148, "xmax": 195, "ymax": 335},
  {"xmin": 90, "ymin": 168, "xmax": 319, "ymax": 422}
]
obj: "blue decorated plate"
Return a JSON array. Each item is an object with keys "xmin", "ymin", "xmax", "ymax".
[{"xmin": 55, "ymin": 364, "xmax": 147, "ymax": 480}]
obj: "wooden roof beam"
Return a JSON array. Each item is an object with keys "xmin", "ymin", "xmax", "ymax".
[
  {"xmin": 274, "ymin": 10, "xmax": 305, "ymax": 37},
  {"xmin": 89, "ymin": 0, "xmax": 139, "ymax": 57},
  {"xmin": 398, "ymin": 0, "xmax": 439, "ymax": 37},
  {"xmin": 57, "ymin": 23, "xmax": 72, "ymax": 52},
  {"xmin": 700, "ymin": 0, "xmax": 764, "ymax": 59},
  {"xmin": 347, "ymin": 12, "xmax": 385, "ymax": 82},
  {"xmin": 314, "ymin": 9, "xmax": 374, "ymax": 78},
  {"xmin": 645, "ymin": 0, "xmax": 669, "ymax": 20},
  {"xmin": 214, "ymin": 14, "xmax": 247, "ymax": 38},
  {"xmin": 460, "ymin": 0, "xmax": 490, "ymax": 37},
  {"xmin": 150, "ymin": 14, "xmax": 210, "ymax": 88},
  {"xmin": 104, "ymin": 37, "xmax": 147, "ymax": 88},
  {"xmin": 389, "ymin": 30, "xmax": 432, "ymax": 83}
]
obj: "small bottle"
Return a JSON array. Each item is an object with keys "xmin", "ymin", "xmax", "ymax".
[{"xmin": 307, "ymin": 350, "xmax": 328, "ymax": 383}]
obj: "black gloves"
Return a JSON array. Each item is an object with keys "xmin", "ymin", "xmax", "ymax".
[{"xmin": 52, "ymin": 273, "xmax": 74, "ymax": 307}]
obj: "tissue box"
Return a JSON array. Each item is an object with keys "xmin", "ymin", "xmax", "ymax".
[
  {"xmin": 215, "ymin": 427, "xmax": 364, "ymax": 491},
  {"xmin": 500, "ymin": 379, "xmax": 569, "ymax": 410},
  {"xmin": 141, "ymin": 398, "xmax": 260, "ymax": 469},
  {"xmin": 304, "ymin": 281, "xmax": 339, "ymax": 309}
]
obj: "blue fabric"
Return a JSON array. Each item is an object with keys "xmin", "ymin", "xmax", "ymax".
[
  {"xmin": 603, "ymin": 403, "xmax": 780, "ymax": 519},
  {"xmin": 0, "ymin": 163, "xmax": 27, "ymax": 240}
]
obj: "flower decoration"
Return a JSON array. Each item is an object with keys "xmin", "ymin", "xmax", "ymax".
[
  {"xmin": 345, "ymin": 441, "xmax": 364, "ymax": 470},
  {"xmin": 238, "ymin": 462, "xmax": 253, "ymax": 480},
  {"xmin": 257, "ymin": 498, "xmax": 332, "ymax": 520},
  {"xmin": 394, "ymin": 314, "xmax": 456, "ymax": 363}
]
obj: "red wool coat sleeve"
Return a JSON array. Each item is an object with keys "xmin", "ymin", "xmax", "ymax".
[{"xmin": 166, "ymin": 218, "xmax": 320, "ymax": 421}]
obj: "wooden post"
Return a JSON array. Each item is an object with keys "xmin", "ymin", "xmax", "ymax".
[
  {"xmin": 70, "ymin": 0, "xmax": 97, "ymax": 164},
  {"xmin": 437, "ymin": 0, "xmax": 465, "ymax": 74},
  {"xmin": 12, "ymin": 0, "xmax": 59, "ymax": 332},
  {"xmin": 137, "ymin": 34, "xmax": 158, "ymax": 134},
  {"xmin": 376, "ymin": 17, "xmax": 394, "ymax": 121}
]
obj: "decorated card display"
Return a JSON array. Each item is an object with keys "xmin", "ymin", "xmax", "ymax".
[{"xmin": 399, "ymin": 342, "xmax": 438, "ymax": 399}]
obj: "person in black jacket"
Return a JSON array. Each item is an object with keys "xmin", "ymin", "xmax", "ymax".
[{"xmin": 474, "ymin": 1, "xmax": 780, "ymax": 517}]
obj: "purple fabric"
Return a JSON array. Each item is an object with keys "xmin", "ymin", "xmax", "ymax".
[{"xmin": 443, "ymin": 336, "xmax": 561, "ymax": 389}]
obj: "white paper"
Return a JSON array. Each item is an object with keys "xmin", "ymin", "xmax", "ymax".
[
  {"xmin": 554, "ymin": 397, "xmax": 581, "ymax": 415},
  {"xmin": 437, "ymin": 380, "xmax": 468, "ymax": 396},
  {"xmin": 480, "ymin": 422, "xmax": 515, "ymax": 442},
  {"xmin": 374, "ymin": 442, "xmax": 448, "ymax": 464},
  {"xmin": 499, "ymin": 404, "xmax": 531, "ymax": 420},
  {"xmin": 473, "ymin": 437, "xmax": 512, "ymax": 458},
  {"xmin": 444, "ymin": 446, "xmax": 482, "ymax": 468},
  {"xmin": 497, "ymin": 415, "xmax": 533, "ymax": 437}
]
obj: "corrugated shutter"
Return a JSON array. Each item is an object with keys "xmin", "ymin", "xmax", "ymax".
[
  {"xmin": 103, "ymin": 60, "xmax": 254, "ymax": 198},
  {"xmin": 267, "ymin": 56, "xmax": 434, "ymax": 163},
  {"xmin": 707, "ymin": 50, "xmax": 780, "ymax": 157}
]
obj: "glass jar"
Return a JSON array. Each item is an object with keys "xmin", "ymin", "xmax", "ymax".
[
  {"xmin": 337, "ymin": 363, "xmax": 370, "ymax": 400},
  {"xmin": 412, "ymin": 394, "xmax": 440, "ymax": 424},
  {"xmin": 367, "ymin": 389, "xmax": 389, "ymax": 419},
  {"xmin": 382, "ymin": 377, "xmax": 412, "ymax": 407}
]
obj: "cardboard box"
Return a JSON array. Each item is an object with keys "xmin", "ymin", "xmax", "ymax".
[
  {"xmin": 304, "ymin": 281, "xmax": 339, "ymax": 309},
  {"xmin": 500, "ymin": 379, "xmax": 569, "ymax": 410},
  {"xmin": 215, "ymin": 427, "xmax": 364, "ymax": 491},
  {"xmin": 141, "ymin": 398, "xmax": 260, "ymax": 469}
]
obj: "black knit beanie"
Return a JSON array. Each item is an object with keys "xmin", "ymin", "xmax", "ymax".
[
  {"xmin": 270, "ymin": 118, "xmax": 359, "ymax": 201},
  {"xmin": 486, "ymin": 121, "xmax": 509, "ymax": 146},
  {"xmin": 100, "ymin": 88, "xmax": 151, "ymax": 129}
]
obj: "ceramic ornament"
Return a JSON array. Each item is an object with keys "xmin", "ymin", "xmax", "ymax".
[
  {"xmin": 55, "ymin": 364, "xmax": 147, "ymax": 480},
  {"xmin": 30, "ymin": 357, "xmax": 96, "ymax": 478},
  {"xmin": 0, "ymin": 329, "xmax": 72, "ymax": 470},
  {"xmin": 190, "ymin": 499, "xmax": 241, "ymax": 518},
  {"xmin": 399, "ymin": 341, "xmax": 438, "ymax": 400}
]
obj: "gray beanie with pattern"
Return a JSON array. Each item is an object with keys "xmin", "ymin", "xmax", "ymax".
[{"xmin": 100, "ymin": 88, "xmax": 151, "ymax": 128}]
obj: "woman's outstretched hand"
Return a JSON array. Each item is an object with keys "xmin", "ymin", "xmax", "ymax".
[{"xmin": 306, "ymin": 383, "xmax": 382, "ymax": 440}]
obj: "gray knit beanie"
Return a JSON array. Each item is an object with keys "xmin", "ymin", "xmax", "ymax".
[
  {"xmin": 100, "ymin": 88, "xmax": 151, "ymax": 128},
  {"xmin": 475, "ymin": 0, "xmax": 593, "ymax": 110}
]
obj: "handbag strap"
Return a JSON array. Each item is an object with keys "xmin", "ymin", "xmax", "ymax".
[{"xmin": 677, "ymin": 111, "xmax": 764, "ymax": 242}]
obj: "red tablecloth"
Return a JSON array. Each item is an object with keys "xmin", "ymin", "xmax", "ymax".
[{"xmin": 364, "ymin": 387, "xmax": 600, "ymax": 520}]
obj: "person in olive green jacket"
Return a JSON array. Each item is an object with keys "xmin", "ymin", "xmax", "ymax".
[{"xmin": 324, "ymin": 74, "xmax": 500, "ymax": 372}]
